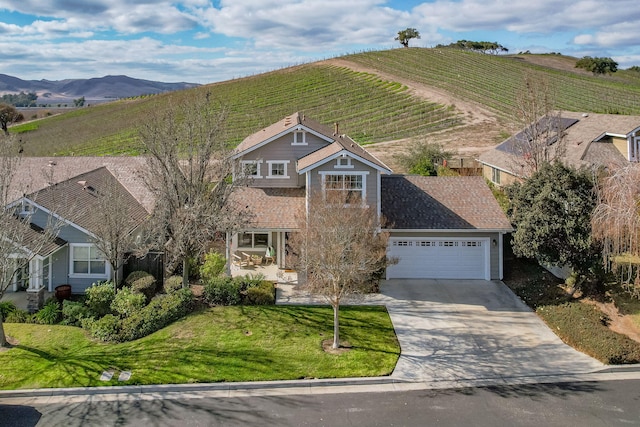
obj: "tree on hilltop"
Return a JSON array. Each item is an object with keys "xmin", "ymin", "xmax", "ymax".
[{"xmin": 395, "ymin": 28, "xmax": 420, "ymax": 48}]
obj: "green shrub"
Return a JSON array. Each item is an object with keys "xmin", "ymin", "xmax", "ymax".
[
  {"xmin": 131, "ymin": 275, "xmax": 157, "ymax": 301},
  {"xmin": 537, "ymin": 302, "xmax": 640, "ymax": 364},
  {"xmin": 244, "ymin": 281, "xmax": 275, "ymax": 305},
  {"xmin": 203, "ymin": 276, "xmax": 241, "ymax": 306},
  {"xmin": 0, "ymin": 301, "xmax": 17, "ymax": 320},
  {"xmin": 89, "ymin": 314, "xmax": 122, "ymax": 342},
  {"xmin": 236, "ymin": 273, "xmax": 266, "ymax": 293},
  {"xmin": 35, "ymin": 299, "xmax": 61, "ymax": 325},
  {"xmin": 164, "ymin": 275, "xmax": 184, "ymax": 294},
  {"xmin": 119, "ymin": 289, "xmax": 194, "ymax": 341},
  {"xmin": 199, "ymin": 251, "xmax": 226, "ymax": 283},
  {"xmin": 61, "ymin": 300, "xmax": 91, "ymax": 326},
  {"xmin": 125, "ymin": 270, "xmax": 152, "ymax": 287},
  {"xmin": 85, "ymin": 281, "xmax": 116, "ymax": 317},
  {"xmin": 110, "ymin": 287, "xmax": 146, "ymax": 318},
  {"xmin": 4, "ymin": 309, "xmax": 30, "ymax": 323}
]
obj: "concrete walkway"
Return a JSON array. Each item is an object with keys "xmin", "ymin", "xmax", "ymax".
[{"xmin": 277, "ymin": 279, "xmax": 604, "ymax": 382}]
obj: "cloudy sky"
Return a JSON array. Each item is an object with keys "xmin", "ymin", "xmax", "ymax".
[{"xmin": 0, "ymin": 0, "xmax": 638, "ymax": 84}]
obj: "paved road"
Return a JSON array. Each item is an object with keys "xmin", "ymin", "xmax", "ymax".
[{"xmin": 2, "ymin": 379, "xmax": 640, "ymax": 426}]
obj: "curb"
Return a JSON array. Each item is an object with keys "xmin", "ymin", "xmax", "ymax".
[{"xmin": 0, "ymin": 376, "xmax": 402, "ymax": 399}]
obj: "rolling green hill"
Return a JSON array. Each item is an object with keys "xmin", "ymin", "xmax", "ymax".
[{"xmin": 10, "ymin": 48, "xmax": 640, "ymax": 157}]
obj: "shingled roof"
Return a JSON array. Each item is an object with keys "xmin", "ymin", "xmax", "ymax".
[
  {"xmin": 235, "ymin": 112, "xmax": 391, "ymax": 173},
  {"xmin": 9, "ymin": 156, "xmax": 153, "ymax": 212},
  {"xmin": 381, "ymin": 175, "xmax": 512, "ymax": 231},
  {"xmin": 478, "ymin": 112, "xmax": 640, "ymax": 174},
  {"xmin": 16, "ymin": 219, "xmax": 67, "ymax": 257},
  {"xmin": 230, "ymin": 187, "xmax": 305, "ymax": 230},
  {"xmin": 26, "ymin": 167, "xmax": 149, "ymax": 237}
]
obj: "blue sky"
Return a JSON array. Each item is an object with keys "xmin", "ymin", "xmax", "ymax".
[{"xmin": 0, "ymin": 0, "xmax": 638, "ymax": 84}]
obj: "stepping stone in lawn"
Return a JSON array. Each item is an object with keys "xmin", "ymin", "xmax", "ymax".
[
  {"xmin": 100, "ymin": 370, "xmax": 114, "ymax": 381},
  {"xmin": 118, "ymin": 371, "xmax": 132, "ymax": 381}
]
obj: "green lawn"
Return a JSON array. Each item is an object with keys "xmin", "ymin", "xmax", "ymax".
[{"xmin": 0, "ymin": 305, "xmax": 399, "ymax": 390}]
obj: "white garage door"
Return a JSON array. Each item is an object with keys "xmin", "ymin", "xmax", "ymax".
[{"xmin": 386, "ymin": 238, "xmax": 490, "ymax": 280}]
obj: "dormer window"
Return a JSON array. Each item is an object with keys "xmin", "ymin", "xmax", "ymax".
[
  {"xmin": 335, "ymin": 156, "xmax": 353, "ymax": 168},
  {"xmin": 292, "ymin": 130, "xmax": 306, "ymax": 145}
]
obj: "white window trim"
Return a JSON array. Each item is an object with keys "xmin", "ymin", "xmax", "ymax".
[
  {"xmin": 335, "ymin": 157, "xmax": 354, "ymax": 169},
  {"xmin": 69, "ymin": 243, "xmax": 110, "ymax": 279},
  {"xmin": 241, "ymin": 160, "xmax": 262, "ymax": 178},
  {"xmin": 20, "ymin": 200, "xmax": 34, "ymax": 216},
  {"xmin": 266, "ymin": 160, "xmax": 290, "ymax": 179},
  {"xmin": 319, "ymin": 171, "xmax": 369, "ymax": 206},
  {"xmin": 491, "ymin": 167, "xmax": 501, "ymax": 185},
  {"xmin": 236, "ymin": 231, "xmax": 271, "ymax": 249},
  {"xmin": 292, "ymin": 130, "xmax": 307, "ymax": 145}
]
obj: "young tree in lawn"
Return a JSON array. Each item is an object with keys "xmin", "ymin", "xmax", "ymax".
[
  {"xmin": 0, "ymin": 135, "xmax": 61, "ymax": 346},
  {"xmin": 395, "ymin": 28, "xmax": 420, "ymax": 48},
  {"xmin": 592, "ymin": 163, "xmax": 640, "ymax": 296},
  {"xmin": 511, "ymin": 73, "xmax": 566, "ymax": 177},
  {"xmin": 138, "ymin": 93, "xmax": 247, "ymax": 287},
  {"xmin": 507, "ymin": 162, "xmax": 600, "ymax": 287},
  {"xmin": 289, "ymin": 192, "xmax": 393, "ymax": 349}
]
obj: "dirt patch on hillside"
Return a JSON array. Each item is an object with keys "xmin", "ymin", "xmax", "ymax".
[
  {"xmin": 585, "ymin": 299, "xmax": 640, "ymax": 343},
  {"xmin": 323, "ymin": 58, "xmax": 513, "ymax": 170}
]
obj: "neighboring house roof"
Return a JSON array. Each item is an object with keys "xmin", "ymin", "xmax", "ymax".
[
  {"xmin": 230, "ymin": 187, "xmax": 305, "ymax": 230},
  {"xmin": 26, "ymin": 167, "xmax": 149, "ymax": 237},
  {"xmin": 478, "ymin": 112, "xmax": 640, "ymax": 174},
  {"xmin": 381, "ymin": 175, "xmax": 512, "ymax": 231},
  {"xmin": 235, "ymin": 111, "xmax": 391, "ymax": 173},
  {"xmin": 16, "ymin": 218, "xmax": 67, "ymax": 257},
  {"xmin": 8, "ymin": 156, "xmax": 153, "ymax": 212}
]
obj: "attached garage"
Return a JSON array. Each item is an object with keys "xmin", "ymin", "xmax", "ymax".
[
  {"xmin": 381, "ymin": 175, "xmax": 513, "ymax": 281},
  {"xmin": 386, "ymin": 237, "xmax": 490, "ymax": 280}
]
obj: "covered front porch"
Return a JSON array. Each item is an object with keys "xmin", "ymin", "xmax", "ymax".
[{"xmin": 230, "ymin": 257, "xmax": 298, "ymax": 284}]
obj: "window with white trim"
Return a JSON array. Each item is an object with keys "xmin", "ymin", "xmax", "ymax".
[
  {"xmin": 241, "ymin": 160, "xmax": 261, "ymax": 178},
  {"xmin": 71, "ymin": 244, "xmax": 107, "ymax": 276},
  {"xmin": 491, "ymin": 167, "xmax": 501, "ymax": 185},
  {"xmin": 266, "ymin": 161, "xmax": 289, "ymax": 178},
  {"xmin": 238, "ymin": 232, "xmax": 269, "ymax": 248},
  {"xmin": 335, "ymin": 157, "xmax": 353, "ymax": 168},
  {"xmin": 323, "ymin": 173, "xmax": 364, "ymax": 203},
  {"xmin": 292, "ymin": 130, "xmax": 306, "ymax": 145}
]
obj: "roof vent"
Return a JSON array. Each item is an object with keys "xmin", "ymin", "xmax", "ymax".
[
  {"xmin": 582, "ymin": 113, "xmax": 589, "ymax": 117},
  {"xmin": 48, "ymin": 160, "xmax": 56, "ymax": 166}
]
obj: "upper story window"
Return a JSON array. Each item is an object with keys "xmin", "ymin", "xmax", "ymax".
[
  {"xmin": 292, "ymin": 130, "xmax": 306, "ymax": 145},
  {"xmin": 266, "ymin": 160, "xmax": 290, "ymax": 179},
  {"xmin": 335, "ymin": 157, "xmax": 353, "ymax": 168},
  {"xmin": 322, "ymin": 172, "xmax": 366, "ymax": 204},
  {"xmin": 241, "ymin": 160, "xmax": 261, "ymax": 178}
]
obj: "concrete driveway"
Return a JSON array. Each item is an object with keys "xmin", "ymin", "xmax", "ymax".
[{"xmin": 379, "ymin": 279, "xmax": 604, "ymax": 382}]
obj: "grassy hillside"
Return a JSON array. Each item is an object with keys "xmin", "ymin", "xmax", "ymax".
[
  {"xmin": 345, "ymin": 49, "xmax": 640, "ymax": 118},
  {"xmin": 10, "ymin": 48, "xmax": 640, "ymax": 157},
  {"xmin": 11, "ymin": 64, "xmax": 461, "ymax": 156}
]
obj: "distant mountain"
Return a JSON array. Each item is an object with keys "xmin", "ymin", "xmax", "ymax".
[{"xmin": 0, "ymin": 74, "xmax": 200, "ymax": 103}]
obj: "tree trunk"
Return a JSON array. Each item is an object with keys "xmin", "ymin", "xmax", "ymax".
[
  {"xmin": 182, "ymin": 258, "xmax": 189, "ymax": 289},
  {"xmin": 332, "ymin": 303, "xmax": 340, "ymax": 349},
  {"xmin": 0, "ymin": 318, "xmax": 7, "ymax": 347}
]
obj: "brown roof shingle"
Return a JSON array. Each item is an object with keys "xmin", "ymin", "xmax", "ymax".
[
  {"xmin": 381, "ymin": 175, "xmax": 512, "ymax": 230},
  {"xmin": 230, "ymin": 187, "xmax": 305, "ymax": 230},
  {"xmin": 27, "ymin": 167, "xmax": 149, "ymax": 237}
]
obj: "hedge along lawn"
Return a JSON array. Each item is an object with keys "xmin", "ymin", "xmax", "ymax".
[{"xmin": 0, "ymin": 305, "xmax": 399, "ymax": 390}]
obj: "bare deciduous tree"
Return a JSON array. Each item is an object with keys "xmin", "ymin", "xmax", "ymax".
[
  {"xmin": 289, "ymin": 192, "xmax": 393, "ymax": 349},
  {"xmin": 138, "ymin": 93, "xmax": 247, "ymax": 287},
  {"xmin": 0, "ymin": 135, "xmax": 61, "ymax": 346},
  {"xmin": 592, "ymin": 163, "xmax": 640, "ymax": 296},
  {"xmin": 511, "ymin": 73, "xmax": 566, "ymax": 177},
  {"xmin": 87, "ymin": 172, "xmax": 148, "ymax": 286}
]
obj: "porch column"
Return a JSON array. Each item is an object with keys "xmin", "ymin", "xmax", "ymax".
[{"xmin": 28, "ymin": 258, "xmax": 42, "ymax": 290}]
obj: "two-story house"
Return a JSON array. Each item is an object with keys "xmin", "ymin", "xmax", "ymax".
[
  {"xmin": 231, "ymin": 113, "xmax": 512, "ymax": 281},
  {"xmin": 478, "ymin": 111, "xmax": 640, "ymax": 186}
]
